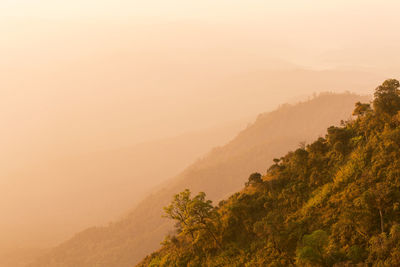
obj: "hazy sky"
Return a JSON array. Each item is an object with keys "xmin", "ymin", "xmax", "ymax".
[
  {"xmin": 1, "ymin": 0, "xmax": 399, "ymax": 167},
  {"xmin": 1, "ymin": 0, "xmax": 399, "ymax": 69},
  {"xmin": 1, "ymin": 0, "xmax": 399, "ymax": 19},
  {"xmin": 0, "ymin": 0, "xmax": 399, "ymax": 255}
]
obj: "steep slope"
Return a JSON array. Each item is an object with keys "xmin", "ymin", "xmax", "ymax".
[
  {"xmin": 30, "ymin": 92, "xmax": 370, "ymax": 267},
  {"xmin": 138, "ymin": 79, "xmax": 400, "ymax": 266}
]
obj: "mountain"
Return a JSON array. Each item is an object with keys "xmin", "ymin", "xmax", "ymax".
[
  {"xmin": 138, "ymin": 79, "xmax": 400, "ymax": 266},
  {"xmin": 29, "ymin": 92, "xmax": 370, "ymax": 267},
  {"xmin": 0, "ymin": 120, "xmax": 246, "ymax": 267}
]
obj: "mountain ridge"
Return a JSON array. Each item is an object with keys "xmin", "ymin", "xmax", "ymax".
[
  {"xmin": 29, "ymin": 92, "xmax": 370, "ymax": 267},
  {"xmin": 137, "ymin": 79, "xmax": 400, "ymax": 266}
]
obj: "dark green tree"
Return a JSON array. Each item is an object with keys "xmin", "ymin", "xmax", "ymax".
[
  {"xmin": 353, "ymin": 101, "xmax": 372, "ymax": 117},
  {"xmin": 245, "ymin": 172, "xmax": 263, "ymax": 187},
  {"xmin": 373, "ymin": 79, "xmax": 400, "ymax": 116},
  {"xmin": 296, "ymin": 230, "xmax": 330, "ymax": 267}
]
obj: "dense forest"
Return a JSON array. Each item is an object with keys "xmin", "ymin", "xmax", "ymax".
[
  {"xmin": 29, "ymin": 93, "xmax": 367, "ymax": 267},
  {"xmin": 138, "ymin": 79, "xmax": 400, "ymax": 266}
]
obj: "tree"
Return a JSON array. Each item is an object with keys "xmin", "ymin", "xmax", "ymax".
[
  {"xmin": 163, "ymin": 189, "xmax": 193, "ymax": 236},
  {"xmin": 364, "ymin": 182, "xmax": 393, "ymax": 234},
  {"xmin": 297, "ymin": 230, "xmax": 330, "ymax": 267},
  {"xmin": 140, "ymin": 80, "xmax": 400, "ymax": 267},
  {"xmin": 245, "ymin": 172, "xmax": 263, "ymax": 187},
  {"xmin": 373, "ymin": 79, "xmax": 400, "ymax": 116},
  {"xmin": 368, "ymin": 224, "xmax": 400, "ymax": 265},
  {"xmin": 353, "ymin": 101, "xmax": 372, "ymax": 117},
  {"xmin": 164, "ymin": 189, "xmax": 221, "ymax": 248}
]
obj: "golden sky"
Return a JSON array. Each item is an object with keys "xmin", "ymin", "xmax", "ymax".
[
  {"xmin": 1, "ymin": 0, "xmax": 400, "ymax": 252},
  {"xmin": 1, "ymin": 0, "xmax": 399, "ymax": 168},
  {"xmin": 1, "ymin": 0, "xmax": 399, "ymax": 20}
]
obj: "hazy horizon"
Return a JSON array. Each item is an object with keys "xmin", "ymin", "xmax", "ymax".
[
  {"xmin": 1, "ymin": 1, "xmax": 399, "ymax": 266},
  {"xmin": 3, "ymin": 0, "xmax": 399, "ymax": 170}
]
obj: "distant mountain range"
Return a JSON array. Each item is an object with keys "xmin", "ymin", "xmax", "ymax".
[
  {"xmin": 0, "ymin": 119, "xmax": 246, "ymax": 267},
  {"xmin": 137, "ymin": 79, "xmax": 400, "ymax": 266},
  {"xmin": 29, "ymin": 92, "xmax": 370, "ymax": 267}
]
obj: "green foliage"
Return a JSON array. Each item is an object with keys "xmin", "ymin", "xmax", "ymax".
[
  {"xmin": 353, "ymin": 101, "xmax": 372, "ymax": 117},
  {"xmin": 148, "ymin": 257, "xmax": 161, "ymax": 267},
  {"xmin": 163, "ymin": 189, "xmax": 221, "ymax": 249},
  {"xmin": 30, "ymin": 91, "xmax": 370, "ymax": 267},
  {"xmin": 245, "ymin": 172, "xmax": 263, "ymax": 187},
  {"xmin": 138, "ymin": 79, "xmax": 400, "ymax": 266},
  {"xmin": 296, "ymin": 230, "xmax": 329, "ymax": 266},
  {"xmin": 373, "ymin": 79, "xmax": 400, "ymax": 116}
]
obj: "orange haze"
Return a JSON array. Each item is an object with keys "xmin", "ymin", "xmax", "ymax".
[{"xmin": 0, "ymin": 0, "xmax": 399, "ymax": 264}]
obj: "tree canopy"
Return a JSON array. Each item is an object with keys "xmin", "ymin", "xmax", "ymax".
[{"xmin": 139, "ymin": 79, "xmax": 400, "ymax": 267}]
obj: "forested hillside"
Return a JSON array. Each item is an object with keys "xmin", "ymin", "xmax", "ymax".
[
  {"xmin": 139, "ymin": 79, "xmax": 400, "ymax": 266},
  {"xmin": 30, "ymin": 92, "xmax": 369, "ymax": 267}
]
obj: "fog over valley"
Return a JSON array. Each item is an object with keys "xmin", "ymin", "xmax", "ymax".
[{"xmin": 0, "ymin": 1, "xmax": 399, "ymax": 266}]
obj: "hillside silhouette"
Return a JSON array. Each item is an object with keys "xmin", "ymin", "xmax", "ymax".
[
  {"xmin": 138, "ymin": 79, "xmax": 400, "ymax": 266},
  {"xmin": 30, "ymin": 92, "xmax": 369, "ymax": 267},
  {"xmin": 0, "ymin": 121, "xmax": 245, "ymax": 267}
]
